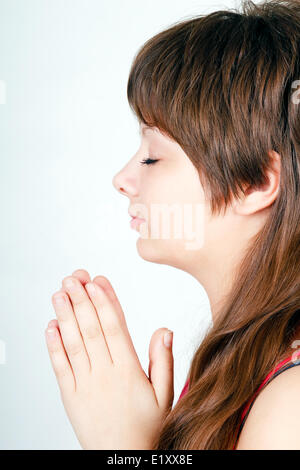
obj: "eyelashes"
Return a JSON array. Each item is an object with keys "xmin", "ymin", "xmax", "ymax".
[{"xmin": 139, "ymin": 157, "xmax": 159, "ymax": 165}]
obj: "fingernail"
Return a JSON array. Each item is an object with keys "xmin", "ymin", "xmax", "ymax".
[
  {"xmin": 46, "ymin": 328, "xmax": 57, "ymax": 339},
  {"xmin": 64, "ymin": 278, "xmax": 76, "ymax": 289},
  {"xmin": 86, "ymin": 282, "xmax": 96, "ymax": 294},
  {"xmin": 163, "ymin": 330, "xmax": 173, "ymax": 349}
]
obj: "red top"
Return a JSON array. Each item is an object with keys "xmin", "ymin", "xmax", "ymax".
[
  {"xmin": 178, "ymin": 348, "xmax": 300, "ymax": 449},
  {"xmin": 178, "ymin": 377, "xmax": 190, "ymax": 401}
]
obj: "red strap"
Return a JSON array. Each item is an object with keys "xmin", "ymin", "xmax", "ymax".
[
  {"xmin": 178, "ymin": 378, "xmax": 190, "ymax": 400},
  {"xmin": 239, "ymin": 349, "xmax": 300, "ymax": 424}
]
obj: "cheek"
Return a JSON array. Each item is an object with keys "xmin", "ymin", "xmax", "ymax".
[
  {"xmin": 139, "ymin": 165, "xmax": 206, "ymax": 248},
  {"xmin": 145, "ymin": 178, "xmax": 204, "ymax": 207}
]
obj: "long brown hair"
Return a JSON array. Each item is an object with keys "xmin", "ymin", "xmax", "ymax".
[{"xmin": 127, "ymin": 0, "xmax": 300, "ymax": 449}]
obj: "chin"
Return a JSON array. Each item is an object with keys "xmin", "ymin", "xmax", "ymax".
[
  {"xmin": 136, "ymin": 237, "xmax": 166, "ymax": 264},
  {"xmin": 135, "ymin": 236, "xmax": 184, "ymax": 266},
  {"xmin": 136, "ymin": 236, "xmax": 204, "ymax": 277}
]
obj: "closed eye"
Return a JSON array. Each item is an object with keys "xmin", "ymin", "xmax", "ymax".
[{"xmin": 139, "ymin": 158, "xmax": 159, "ymax": 165}]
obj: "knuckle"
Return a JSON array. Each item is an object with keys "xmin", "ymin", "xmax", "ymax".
[
  {"xmin": 72, "ymin": 296, "xmax": 87, "ymax": 306},
  {"xmin": 55, "ymin": 309, "xmax": 69, "ymax": 322},
  {"xmin": 105, "ymin": 322, "xmax": 120, "ymax": 338},
  {"xmin": 66, "ymin": 296, "xmax": 83, "ymax": 308},
  {"xmin": 66, "ymin": 341, "xmax": 83, "ymax": 357},
  {"xmin": 54, "ymin": 365, "xmax": 70, "ymax": 380},
  {"xmin": 48, "ymin": 343, "xmax": 61, "ymax": 354},
  {"xmin": 82, "ymin": 324, "xmax": 101, "ymax": 340}
]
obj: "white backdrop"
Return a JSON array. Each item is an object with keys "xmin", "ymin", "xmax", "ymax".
[{"xmin": 0, "ymin": 0, "xmax": 242, "ymax": 449}]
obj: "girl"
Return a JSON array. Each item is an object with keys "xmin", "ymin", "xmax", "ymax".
[{"xmin": 45, "ymin": 0, "xmax": 300, "ymax": 449}]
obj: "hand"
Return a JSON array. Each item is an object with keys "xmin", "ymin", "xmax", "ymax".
[{"xmin": 45, "ymin": 269, "xmax": 174, "ymax": 449}]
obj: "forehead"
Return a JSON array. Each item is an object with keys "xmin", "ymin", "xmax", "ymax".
[
  {"xmin": 139, "ymin": 123, "xmax": 159, "ymax": 136},
  {"xmin": 139, "ymin": 123, "xmax": 178, "ymax": 146}
]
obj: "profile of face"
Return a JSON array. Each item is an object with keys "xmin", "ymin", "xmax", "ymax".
[{"xmin": 112, "ymin": 123, "xmax": 272, "ymax": 280}]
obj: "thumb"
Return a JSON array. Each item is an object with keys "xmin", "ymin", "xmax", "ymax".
[{"xmin": 148, "ymin": 328, "xmax": 174, "ymax": 412}]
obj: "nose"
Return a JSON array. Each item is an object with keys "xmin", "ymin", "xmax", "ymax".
[
  {"xmin": 112, "ymin": 172, "xmax": 125, "ymax": 195},
  {"xmin": 112, "ymin": 169, "xmax": 138, "ymax": 197}
]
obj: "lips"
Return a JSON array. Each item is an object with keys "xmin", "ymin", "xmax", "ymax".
[
  {"xmin": 128, "ymin": 208, "xmax": 146, "ymax": 220},
  {"xmin": 130, "ymin": 215, "xmax": 146, "ymax": 230},
  {"xmin": 128, "ymin": 210, "xmax": 140, "ymax": 218}
]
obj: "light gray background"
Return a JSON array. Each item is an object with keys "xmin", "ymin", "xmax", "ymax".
[{"xmin": 0, "ymin": 0, "xmax": 242, "ymax": 449}]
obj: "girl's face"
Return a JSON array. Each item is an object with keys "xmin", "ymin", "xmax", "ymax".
[
  {"xmin": 112, "ymin": 123, "xmax": 256, "ymax": 281},
  {"xmin": 112, "ymin": 123, "xmax": 208, "ymax": 268}
]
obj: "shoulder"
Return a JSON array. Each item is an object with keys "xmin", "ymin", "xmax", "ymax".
[{"xmin": 236, "ymin": 364, "xmax": 300, "ymax": 449}]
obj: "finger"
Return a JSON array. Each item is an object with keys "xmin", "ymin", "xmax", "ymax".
[
  {"xmin": 45, "ymin": 324, "xmax": 76, "ymax": 395},
  {"xmin": 93, "ymin": 276, "xmax": 124, "ymax": 317},
  {"xmin": 72, "ymin": 269, "xmax": 91, "ymax": 286},
  {"xmin": 149, "ymin": 328, "xmax": 174, "ymax": 411},
  {"xmin": 85, "ymin": 281, "xmax": 140, "ymax": 368},
  {"xmin": 52, "ymin": 290, "xmax": 91, "ymax": 379},
  {"xmin": 62, "ymin": 276, "xmax": 113, "ymax": 367},
  {"xmin": 92, "ymin": 276, "xmax": 135, "ymax": 344},
  {"xmin": 93, "ymin": 276, "xmax": 124, "ymax": 315},
  {"xmin": 92, "ymin": 276, "xmax": 141, "ymax": 366}
]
